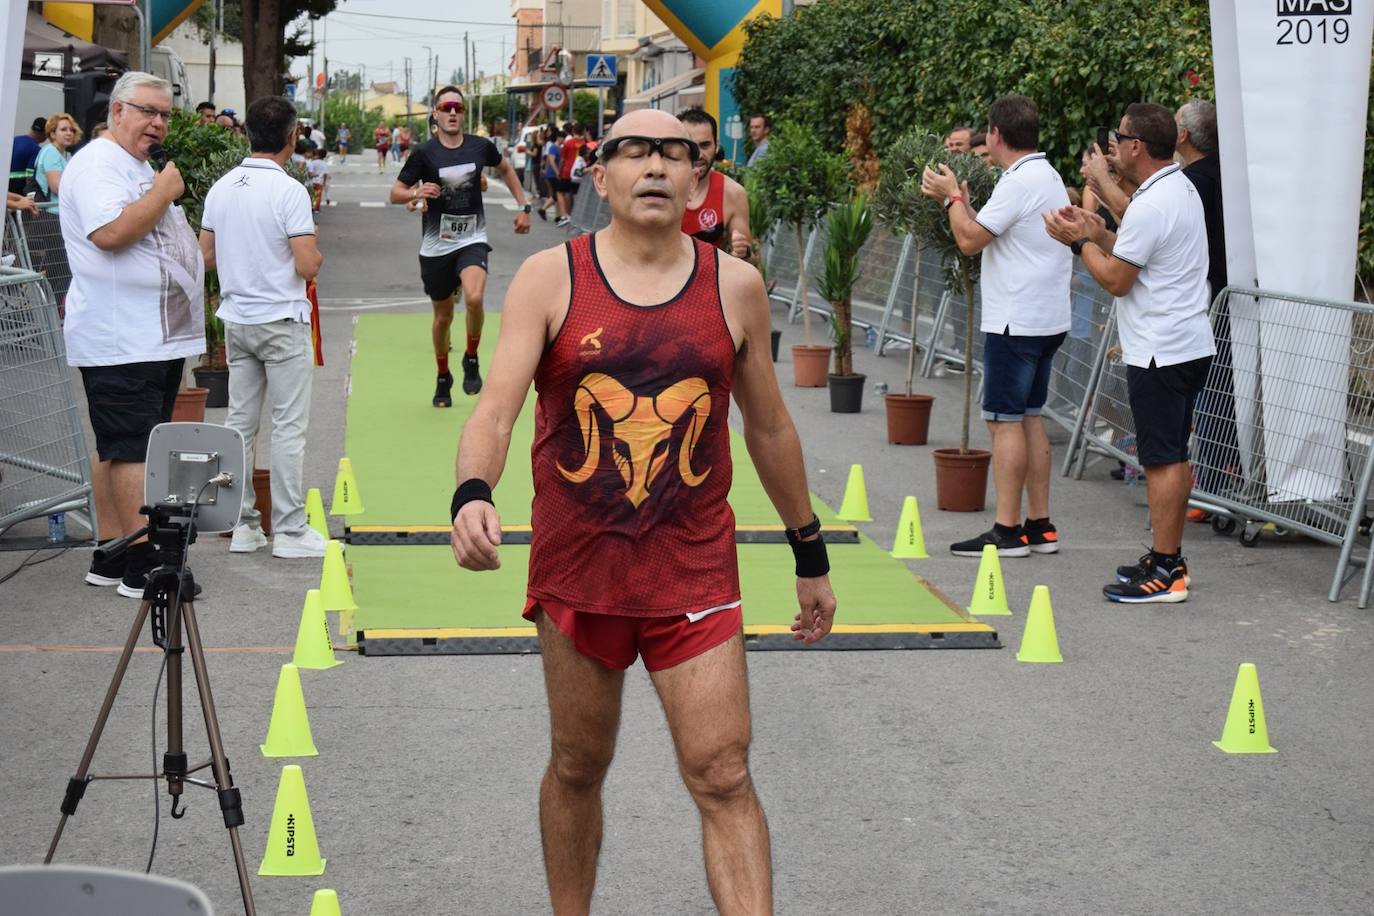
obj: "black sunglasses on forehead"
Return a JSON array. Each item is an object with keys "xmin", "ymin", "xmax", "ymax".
[{"xmin": 597, "ymin": 135, "xmax": 701, "ymax": 164}]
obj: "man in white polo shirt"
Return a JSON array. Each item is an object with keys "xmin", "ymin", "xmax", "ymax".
[
  {"xmin": 59, "ymin": 71, "xmax": 204, "ymax": 597},
  {"xmin": 1044, "ymin": 102, "xmax": 1214, "ymax": 603},
  {"xmin": 199, "ymin": 95, "xmax": 326, "ymax": 559},
  {"xmin": 922, "ymin": 94, "xmax": 1072, "ymax": 559}
]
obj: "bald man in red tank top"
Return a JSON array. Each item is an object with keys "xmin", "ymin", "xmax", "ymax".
[{"xmin": 450, "ymin": 109, "xmax": 836, "ymax": 915}]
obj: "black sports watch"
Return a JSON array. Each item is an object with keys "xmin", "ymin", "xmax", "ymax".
[
  {"xmin": 521, "ymin": 204, "xmax": 532, "ymax": 214},
  {"xmin": 785, "ymin": 514, "xmax": 822, "ymax": 545},
  {"xmin": 1070, "ymin": 237, "xmax": 1091, "ymax": 256}
]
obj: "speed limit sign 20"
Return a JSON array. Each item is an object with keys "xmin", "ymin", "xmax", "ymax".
[{"xmin": 542, "ymin": 84, "xmax": 569, "ymax": 111}]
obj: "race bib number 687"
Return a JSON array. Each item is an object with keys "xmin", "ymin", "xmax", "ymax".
[{"xmin": 440, "ymin": 213, "xmax": 477, "ymax": 243}]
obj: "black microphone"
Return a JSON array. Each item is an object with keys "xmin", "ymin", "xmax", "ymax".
[{"xmin": 147, "ymin": 142, "xmax": 167, "ymax": 171}]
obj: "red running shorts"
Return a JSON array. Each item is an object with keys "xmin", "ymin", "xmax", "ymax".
[{"xmin": 524, "ymin": 597, "xmax": 742, "ymax": 672}]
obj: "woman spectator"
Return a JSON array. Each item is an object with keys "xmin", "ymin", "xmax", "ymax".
[{"xmin": 34, "ymin": 113, "xmax": 81, "ymax": 210}]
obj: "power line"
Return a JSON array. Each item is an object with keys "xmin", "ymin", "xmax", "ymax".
[{"xmin": 329, "ymin": 10, "xmax": 514, "ymax": 27}]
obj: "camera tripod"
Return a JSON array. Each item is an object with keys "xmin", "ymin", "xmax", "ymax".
[{"xmin": 44, "ymin": 504, "xmax": 257, "ymax": 916}]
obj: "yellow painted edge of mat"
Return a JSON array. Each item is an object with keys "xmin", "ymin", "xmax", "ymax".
[
  {"xmin": 358, "ymin": 622, "xmax": 995, "ymax": 640},
  {"xmin": 346, "ymin": 523, "xmax": 861, "ymax": 534}
]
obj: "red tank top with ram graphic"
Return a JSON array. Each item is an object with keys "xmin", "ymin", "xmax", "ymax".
[{"xmin": 526, "ymin": 233, "xmax": 739, "ymax": 617}]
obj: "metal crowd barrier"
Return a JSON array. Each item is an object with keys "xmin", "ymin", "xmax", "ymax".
[
  {"xmin": 12, "ymin": 205, "xmax": 71, "ymax": 304},
  {"xmin": 1189, "ymin": 287, "xmax": 1374, "ymax": 606},
  {"xmin": 0, "ymin": 264, "xmax": 96, "ymax": 539},
  {"xmin": 566, "ymin": 185, "xmax": 610, "ymax": 235}
]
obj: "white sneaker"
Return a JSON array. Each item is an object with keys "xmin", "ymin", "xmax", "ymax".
[
  {"xmin": 272, "ymin": 526, "xmax": 329, "ymax": 559},
  {"xmin": 230, "ymin": 524, "xmax": 268, "ymax": 553}
]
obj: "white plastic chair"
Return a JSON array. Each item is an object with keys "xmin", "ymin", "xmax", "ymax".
[{"xmin": 0, "ymin": 864, "xmax": 214, "ymax": 915}]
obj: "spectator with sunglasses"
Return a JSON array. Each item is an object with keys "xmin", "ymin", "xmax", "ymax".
[
  {"xmin": 390, "ymin": 87, "xmax": 531, "ymax": 406},
  {"xmin": 449, "ymin": 108, "xmax": 835, "ymax": 914},
  {"xmin": 1044, "ymin": 102, "xmax": 1215, "ymax": 604}
]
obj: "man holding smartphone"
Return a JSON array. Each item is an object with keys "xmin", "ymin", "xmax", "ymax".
[{"xmin": 390, "ymin": 86, "xmax": 532, "ymax": 406}]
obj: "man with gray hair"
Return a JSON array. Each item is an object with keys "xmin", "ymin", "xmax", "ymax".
[
  {"xmin": 59, "ymin": 71, "xmax": 204, "ymax": 596},
  {"xmin": 1176, "ymin": 98, "xmax": 1238, "ymax": 510}
]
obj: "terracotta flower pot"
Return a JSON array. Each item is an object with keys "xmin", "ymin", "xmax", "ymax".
[
  {"xmin": 171, "ymin": 387, "xmax": 209, "ymax": 422},
  {"xmin": 792, "ymin": 345, "xmax": 832, "ymax": 388},
  {"xmin": 932, "ymin": 447, "xmax": 992, "ymax": 512},
  {"xmin": 884, "ymin": 393, "xmax": 935, "ymax": 445}
]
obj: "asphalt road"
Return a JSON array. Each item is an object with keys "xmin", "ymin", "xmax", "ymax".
[{"xmin": 2, "ymin": 153, "xmax": 1372, "ymax": 916}]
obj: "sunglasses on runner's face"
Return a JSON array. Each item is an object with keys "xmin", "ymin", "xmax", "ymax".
[
  {"xmin": 597, "ymin": 135, "xmax": 700, "ymax": 165},
  {"xmin": 436, "ymin": 101, "xmax": 465, "ymax": 114}
]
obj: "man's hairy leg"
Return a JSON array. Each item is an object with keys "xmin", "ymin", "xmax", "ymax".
[
  {"xmin": 651, "ymin": 632, "xmax": 772, "ymax": 916},
  {"xmin": 535, "ymin": 610, "xmax": 625, "ymax": 916},
  {"xmin": 109, "ymin": 461, "xmax": 147, "ymax": 542}
]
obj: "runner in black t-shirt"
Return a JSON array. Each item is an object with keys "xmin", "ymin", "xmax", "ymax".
[{"xmin": 391, "ymin": 86, "xmax": 532, "ymax": 404}]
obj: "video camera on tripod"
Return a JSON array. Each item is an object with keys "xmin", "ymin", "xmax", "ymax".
[{"xmin": 47, "ymin": 423, "xmax": 264, "ymax": 915}]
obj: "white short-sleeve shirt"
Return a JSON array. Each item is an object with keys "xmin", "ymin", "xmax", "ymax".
[
  {"xmin": 201, "ymin": 158, "xmax": 315, "ymax": 325},
  {"xmin": 59, "ymin": 137, "xmax": 205, "ymax": 367},
  {"xmin": 1110, "ymin": 165, "xmax": 1216, "ymax": 368},
  {"xmin": 973, "ymin": 153, "xmax": 1072, "ymax": 336}
]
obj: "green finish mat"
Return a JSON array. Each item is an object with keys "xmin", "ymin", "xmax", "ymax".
[
  {"xmin": 348, "ymin": 540, "xmax": 998, "ymax": 653},
  {"xmin": 343, "ymin": 313, "xmax": 844, "ymax": 528}
]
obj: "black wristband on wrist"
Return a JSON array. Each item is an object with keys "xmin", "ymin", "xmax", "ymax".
[
  {"xmin": 785, "ymin": 513, "xmax": 822, "ymax": 545},
  {"xmin": 451, "ymin": 478, "xmax": 494, "ymax": 522},
  {"xmin": 791, "ymin": 534, "xmax": 830, "ymax": 578}
]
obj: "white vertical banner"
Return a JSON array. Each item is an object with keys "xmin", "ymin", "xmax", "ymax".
[
  {"xmin": 1, "ymin": 3, "xmax": 26, "ymax": 156},
  {"xmin": 1230, "ymin": 0, "xmax": 1373, "ymax": 501},
  {"xmin": 1208, "ymin": 0, "xmax": 1264, "ymax": 481}
]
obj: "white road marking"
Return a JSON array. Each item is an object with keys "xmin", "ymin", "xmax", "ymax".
[{"xmin": 359, "ymin": 201, "xmax": 386, "ymax": 208}]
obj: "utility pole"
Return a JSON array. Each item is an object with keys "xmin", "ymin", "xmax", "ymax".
[
  {"xmin": 404, "ymin": 57, "xmax": 412, "ymax": 135},
  {"xmin": 422, "ymin": 45, "xmax": 433, "ymax": 108},
  {"xmin": 319, "ymin": 15, "xmax": 328, "ymax": 126},
  {"xmin": 208, "ymin": 0, "xmax": 218, "ymax": 104},
  {"xmin": 464, "ymin": 33, "xmax": 472, "ymax": 133},
  {"xmin": 307, "ymin": 16, "xmax": 315, "ymax": 117}
]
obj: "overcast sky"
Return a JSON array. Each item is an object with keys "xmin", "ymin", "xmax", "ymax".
[{"xmin": 291, "ymin": 0, "xmax": 520, "ymax": 92}]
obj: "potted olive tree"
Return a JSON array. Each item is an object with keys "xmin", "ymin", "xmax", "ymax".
[
  {"xmin": 750, "ymin": 122, "xmax": 851, "ymax": 386},
  {"xmin": 815, "ymin": 195, "xmax": 874, "ymax": 412},
  {"xmin": 873, "ymin": 134, "xmax": 938, "ymax": 444},
  {"xmin": 885, "ymin": 131, "xmax": 996, "ymax": 510}
]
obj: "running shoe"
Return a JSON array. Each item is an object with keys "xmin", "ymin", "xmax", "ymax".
[
  {"xmin": 461, "ymin": 354, "xmax": 482, "ymax": 395},
  {"xmin": 537, "ymin": 207, "xmax": 548, "ymax": 221},
  {"xmin": 433, "ymin": 371, "xmax": 454, "ymax": 408},
  {"xmin": 272, "ymin": 527, "xmax": 329, "ymax": 559},
  {"xmin": 229, "ymin": 524, "xmax": 267, "ymax": 553},
  {"xmin": 950, "ymin": 526, "xmax": 1030, "ymax": 558},
  {"xmin": 1115, "ymin": 551, "xmax": 1191, "ymax": 586},
  {"xmin": 1103, "ymin": 561, "xmax": 1189, "ymax": 603},
  {"xmin": 85, "ymin": 546, "xmax": 125, "ymax": 587},
  {"xmin": 1023, "ymin": 518, "xmax": 1060, "ymax": 554},
  {"xmin": 555, "ymin": 216, "xmax": 570, "ymax": 227}
]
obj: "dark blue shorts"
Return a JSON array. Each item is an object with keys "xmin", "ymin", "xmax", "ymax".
[
  {"xmin": 79, "ymin": 359, "xmax": 184, "ymax": 462},
  {"xmin": 981, "ymin": 329, "xmax": 1067, "ymax": 422}
]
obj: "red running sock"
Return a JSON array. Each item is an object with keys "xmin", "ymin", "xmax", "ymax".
[
  {"xmin": 466, "ymin": 334, "xmax": 480, "ymax": 357},
  {"xmin": 436, "ymin": 354, "xmax": 449, "ymax": 375}
]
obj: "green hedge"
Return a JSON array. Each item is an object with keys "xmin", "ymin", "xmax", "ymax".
[{"xmin": 735, "ymin": 0, "xmax": 1374, "ymax": 290}]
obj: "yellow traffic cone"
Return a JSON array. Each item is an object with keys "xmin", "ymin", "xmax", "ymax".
[
  {"xmin": 967, "ymin": 544, "xmax": 1011, "ymax": 616},
  {"xmin": 837, "ymin": 464, "xmax": 872, "ymax": 522},
  {"xmin": 330, "ymin": 458, "xmax": 364, "ymax": 516},
  {"xmin": 1015, "ymin": 585, "xmax": 1062, "ymax": 663},
  {"xmin": 319, "ymin": 540, "xmax": 358, "ymax": 612},
  {"xmin": 257, "ymin": 765, "xmax": 326, "ymax": 876},
  {"xmin": 305, "ymin": 487, "xmax": 329, "ymax": 540},
  {"xmin": 260, "ymin": 663, "xmax": 319, "ymax": 758},
  {"xmin": 890, "ymin": 496, "xmax": 928, "ymax": 559},
  {"xmin": 1212, "ymin": 662, "xmax": 1277, "ymax": 754},
  {"xmin": 293, "ymin": 589, "xmax": 343, "ymax": 670},
  {"xmin": 310, "ymin": 889, "xmax": 343, "ymax": 916}
]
